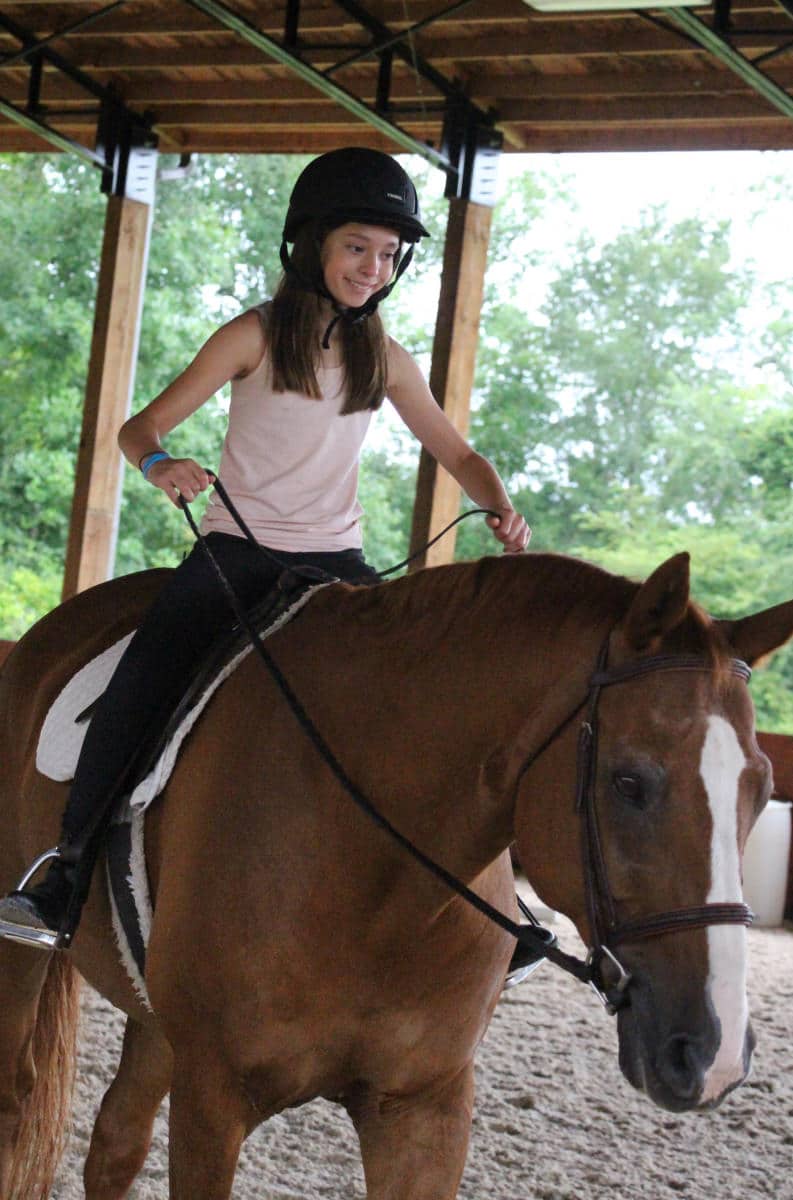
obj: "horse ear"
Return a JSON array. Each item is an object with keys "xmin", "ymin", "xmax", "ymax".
[
  {"xmin": 718, "ymin": 599, "xmax": 793, "ymax": 667},
  {"xmin": 622, "ymin": 552, "xmax": 691, "ymax": 652}
]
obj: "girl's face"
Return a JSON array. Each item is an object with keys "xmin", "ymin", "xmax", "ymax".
[{"xmin": 320, "ymin": 223, "xmax": 401, "ymax": 310}]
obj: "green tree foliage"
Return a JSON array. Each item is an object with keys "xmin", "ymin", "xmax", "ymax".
[
  {"xmin": 458, "ymin": 195, "xmax": 792, "ymax": 730},
  {"xmin": 467, "ymin": 209, "xmax": 754, "ymax": 541},
  {"xmin": 0, "ymin": 154, "xmax": 104, "ymax": 596},
  {"xmin": 0, "ymin": 153, "xmax": 309, "ymax": 616}
]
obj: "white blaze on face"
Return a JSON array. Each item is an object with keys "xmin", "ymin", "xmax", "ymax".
[{"xmin": 699, "ymin": 714, "xmax": 749, "ymax": 1104}]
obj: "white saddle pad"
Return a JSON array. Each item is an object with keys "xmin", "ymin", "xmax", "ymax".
[
  {"xmin": 36, "ymin": 581, "xmax": 327, "ymax": 811},
  {"xmin": 37, "ymin": 633, "xmax": 134, "ymax": 782}
]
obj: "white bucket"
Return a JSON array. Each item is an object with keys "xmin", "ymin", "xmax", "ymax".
[{"xmin": 742, "ymin": 799, "xmax": 792, "ymax": 927}]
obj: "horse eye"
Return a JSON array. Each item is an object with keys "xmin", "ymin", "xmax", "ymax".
[{"xmin": 613, "ymin": 773, "xmax": 644, "ymax": 807}]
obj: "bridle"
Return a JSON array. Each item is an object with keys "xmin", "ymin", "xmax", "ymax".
[
  {"xmin": 181, "ymin": 485, "xmax": 754, "ymax": 1015},
  {"xmin": 569, "ymin": 641, "xmax": 754, "ymax": 1013}
]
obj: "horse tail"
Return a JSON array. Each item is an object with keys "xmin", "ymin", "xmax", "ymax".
[{"xmin": 7, "ymin": 955, "xmax": 81, "ymax": 1200}]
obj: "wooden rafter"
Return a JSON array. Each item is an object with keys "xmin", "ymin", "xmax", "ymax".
[{"xmin": 3, "ymin": 0, "xmax": 793, "ymax": 155}]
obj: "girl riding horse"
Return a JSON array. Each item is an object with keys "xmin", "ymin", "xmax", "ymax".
[{"xmin": 0, "ymin": 147, "xmax": 531, "ymax": 957}]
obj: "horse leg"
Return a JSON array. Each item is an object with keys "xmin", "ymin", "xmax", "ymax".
[
  {"xmin": 349, "ymin": 1063, "xmax": 475, "ymax": 1200},
  {"xmin": 0, "ymin": 945, "xmax": 80, "ymax": 1200},
  {"xmin": 167, "ymin": 1049, "xmax": 249, "ymax": 1200},
  {"xmin": 84, "ymin": 1017, "xmax": 173, "ymax": 1199}
]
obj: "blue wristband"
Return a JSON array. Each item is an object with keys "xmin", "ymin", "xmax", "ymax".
[{"xmin": 141, "ymin": 451, "xmax": 171, "ymax": 479}]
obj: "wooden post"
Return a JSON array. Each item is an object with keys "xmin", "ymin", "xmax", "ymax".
[
  {"xmin": 408, "ymin": 196, "xmax": 493, "ymax": 569},
  {"xmin": 757, "ymin": 731, "xmax": 793, "ymax": 800},
  {"xmin": 757, "ymin": 731, "xmax": 793, "ymax": 919},
  {"xmin": 61, "ymin": 192, "xmax": 152, "ymax": 599}
]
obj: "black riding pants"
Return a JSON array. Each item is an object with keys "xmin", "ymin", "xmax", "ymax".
[{"xmin": 61, "ymin": 533, "xmax": 378, "ymax": 847}]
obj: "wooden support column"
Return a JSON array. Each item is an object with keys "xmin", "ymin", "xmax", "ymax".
[
  {"xmin": 756, "ymin": 732, "xmax": 793, "ymax": 918},
  {"xmin": 408, "ymin": 196, "xmax": 493, "ymax": 569},
  {"xmin": 62, "ymin": 192, "xmax": 152, "ymax": 599}
]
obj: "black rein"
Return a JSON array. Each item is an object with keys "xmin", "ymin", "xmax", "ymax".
[{"xmin": 179, "ymin": 482, "xmax": 754, "ymax": 1013}]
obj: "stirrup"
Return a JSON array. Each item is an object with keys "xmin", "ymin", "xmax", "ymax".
[
  {"xmin": 503, "ymin": 957, "xmax": 546, "ymax": 990},
  {"xmin": 503, "ymin": 924, "xmax": 558, "ymax": 990},
  {"xmin": 16, "ymin": 846, "xmax": 61, "ymax": 890},
  {"xmin": 0, "ymin": 848, "xmax": 62, "ymax": 951},
  {"xmin": 0, "ymin": 914, "xmax": 59, "ymax": 951}
]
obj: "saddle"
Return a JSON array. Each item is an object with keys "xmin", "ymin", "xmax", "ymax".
[{"xmin": 36, "ymin": 569, "xmax": 332, "ymax": 1005}]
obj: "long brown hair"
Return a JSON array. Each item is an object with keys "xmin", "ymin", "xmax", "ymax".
[{"xmin": 267, "ymin": 220, "xmax": 391, "ymax": 414}]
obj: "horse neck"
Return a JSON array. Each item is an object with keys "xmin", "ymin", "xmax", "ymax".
[{"xmin": 334, "ymin": 554, "xmax": 625, "ymax": 880}]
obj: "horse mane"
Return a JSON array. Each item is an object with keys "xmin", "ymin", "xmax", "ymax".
[
  {"xmin": 330, "ymin": 551, "xmax": 636, "ymax": 638},
  {"xmin": 328, "ymin": 552, "xmax": 734, "ymax": 683}
]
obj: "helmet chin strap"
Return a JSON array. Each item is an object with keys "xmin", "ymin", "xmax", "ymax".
[
  {"xmin": 278, "ymin": 240, "xmax": 415, "ymax": 348},
  {"xmin": 321, "ymin": 311, "xmax": 343, "ymax": 350}
]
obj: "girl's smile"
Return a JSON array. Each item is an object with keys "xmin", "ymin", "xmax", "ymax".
[{"xmin": 321, "ymin": 223, "xmax": 401, "ymax": 309}]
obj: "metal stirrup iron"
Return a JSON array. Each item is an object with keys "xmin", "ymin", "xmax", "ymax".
[{"xmin": 0, "ymin": 848, "xmax": 62, "ymax": 950}]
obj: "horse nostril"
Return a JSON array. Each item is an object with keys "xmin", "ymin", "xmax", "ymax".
[{"xmin": 657, "ymin": 1033, "xmax": 705, "ymax": 1100}]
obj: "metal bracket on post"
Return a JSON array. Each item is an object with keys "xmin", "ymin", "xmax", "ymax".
[
  {"xmin": 0, "ymin": 8, "xmax": 154, "ymax": 184},
  {"xmin": 26, "ymin": 50, "xmax": 43, "ymax": 114},
  {"xmin": 441, "ymin": 98, "xmax": 503, "ymax": 206},
  {"xmin": 97, "ymin": 94, "xmax": 158, "ymax": 201},
  {"xmin": 284, "ymin": 0, "xmax": 300, "ymax": 51},
  {"xmin": 714, "ymin": 0, "xmax": 732, "ymax": 35},
  {"xmin": 123, "ymin": 145, "xmax": 159, "ymax": 205},
  {"xmin": 376, "ymin": 47, "xmax": 394, "ymax": 116}
]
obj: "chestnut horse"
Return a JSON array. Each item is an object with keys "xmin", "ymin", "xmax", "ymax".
[{"xmin": 1, "ymin": 550, "xmax": 792, "ymax": 1200}]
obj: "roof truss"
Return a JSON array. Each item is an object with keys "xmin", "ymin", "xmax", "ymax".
[{"xmin": 2, "ymin": 1, "xmax": 793, "ymax": 171}]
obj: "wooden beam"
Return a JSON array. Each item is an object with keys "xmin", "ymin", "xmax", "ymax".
[
  {"xmin": 0, "ymin": 126, "xmax": 428, "ymax": 153},
  {"xmin": 6, "ymin": 117, "xmax": 793, "ymax": 156},
  {"xmin": 409, "ymin": 197, "xmax": 493, "ymax": 570},
  {"xmin": 144, "ymin": 104, "xmax": 442, "ymax": 129},
  {"xmin": 0, "ymin": 0, "xmax": 512, "ymax": 38},
  {"xmin": 12, "ymin": 60, "xmax": 793, "ymax": 110},
  {"xmin": 3, "ymin": 103, "xmax": 439, "ymax": 131},
  {"xmin": 498, "ymin": 91, "xmax": 777, "ymax": 123},
  {"xmin": 505, "ymin": 121, "xmax": 793, "ymax": 151},
  {"xmin": 0, "ymin": 26, "xmax": 697, "ymax": 73},
  {"xmin": 0, "ymin": 67, "xmax": 446, "ymax": 108},
  {"xmin": 0, "ymin": 0, "xmax": 526, "ymax": 33},
  {"xmin": 62, "ymin": 193, "xmax": 152, "ymax": 599},
  {"xmin": 468, "ymin": 63, "xmax": 793, "ymax": 101},
  {"xmin": 758, "ymin": 731, "xmax": 793, "ymax": 800}
]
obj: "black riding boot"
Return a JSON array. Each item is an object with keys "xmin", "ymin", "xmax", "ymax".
[{"xmin": 0, "ymin": 855, "xmax": 75, "ymax": 931}]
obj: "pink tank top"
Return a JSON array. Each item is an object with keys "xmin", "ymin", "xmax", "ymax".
[{"xmin": 201, "ymin": 330, "xmax": 373, "ymax": 552}]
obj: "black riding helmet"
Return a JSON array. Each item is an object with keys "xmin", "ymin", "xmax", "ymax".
[{"xmin": 280, "ymin": 147, "xmax": 429, "ymax": 341}]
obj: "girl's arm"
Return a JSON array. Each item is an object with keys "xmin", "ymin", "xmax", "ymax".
[
  {"xmin": 119, "ymin": 309, "xmax": 266, "ymax": 507},
  {"xmin": 386, "ymin": 339, "xmax": 530, "ymax": 553}
]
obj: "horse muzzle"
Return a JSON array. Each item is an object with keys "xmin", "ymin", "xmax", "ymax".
[{"xmin": 615, "ymin": 985, "xmax": 755, "ymax": 1113}]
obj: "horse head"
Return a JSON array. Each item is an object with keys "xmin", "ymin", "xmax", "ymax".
[{"xmin": 514, "ymin": 552, "xmax": 793, "ymax": 1114}]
